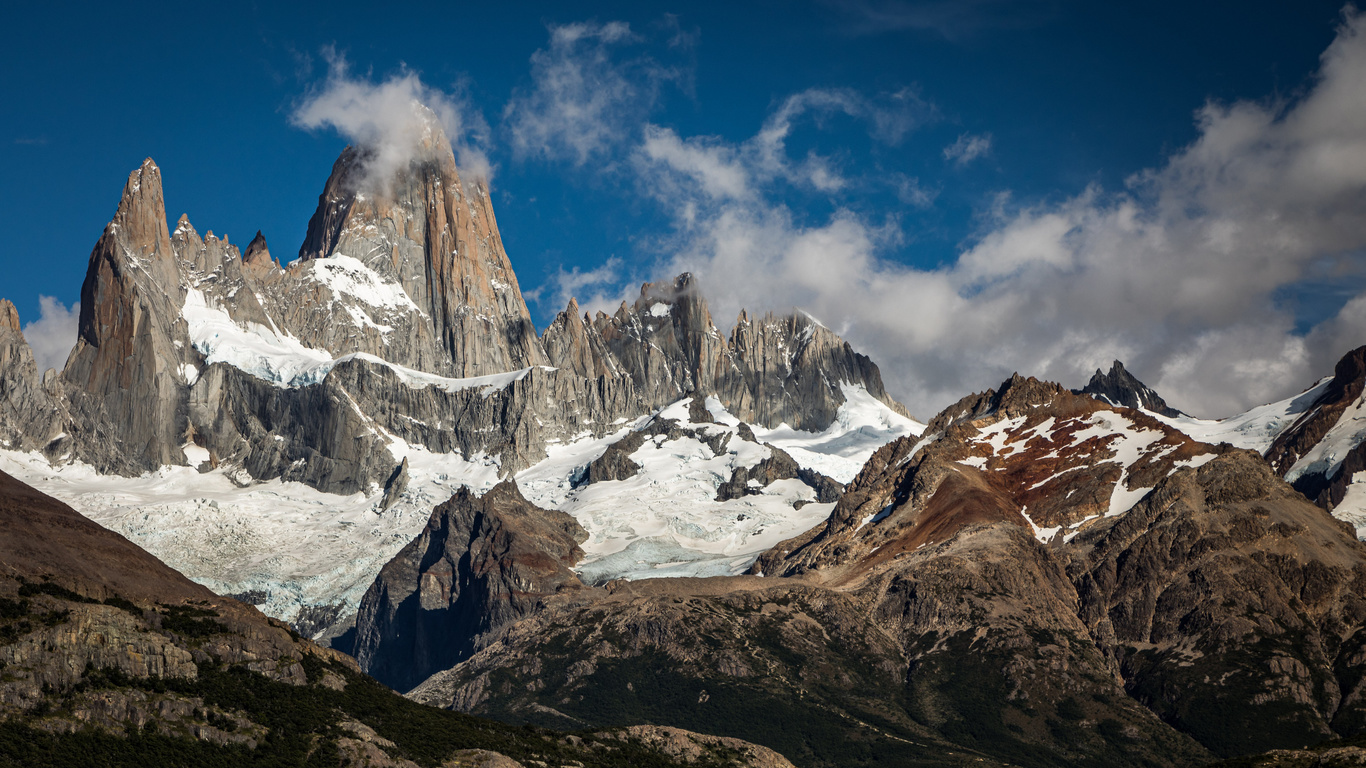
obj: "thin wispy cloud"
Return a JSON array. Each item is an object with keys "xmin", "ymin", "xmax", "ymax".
[
  {"xmin": 503, "ymin": 21, "xmax": 681, "ymax": 167},
  {"xmin": 944, "ymin": 132, "xmax": 992, "ymax": 165},
  {"xmin": 831, "ymin": 0, "xmax": 1054, "ymax": 41}
]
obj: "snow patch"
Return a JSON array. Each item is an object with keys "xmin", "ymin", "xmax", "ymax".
[{"xmin": 1286, "ymin": 393, "xmax": 1366, "ymax": 484}]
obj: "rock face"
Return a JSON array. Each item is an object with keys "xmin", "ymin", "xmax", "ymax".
[
  {"xmin": 349, "ymin": 481, "xmax": 588, "ymax": 692},
  {"xmin": 1264, "ymin": 346, "xmax": 1366, "ymax": 515},
  {"xmin": 1077, "ymin": 359, "xmax": 1183, "ymax": 417},
  {"xmin": 1069, "ymin": 450, "xmax": 1366, "ymax": 757},
  {"xmin": 393, "ymin": 373, "xmax": 1366, "ymax": 767},
  {"xmin": 0, "ymin": 302, "xmax": 63, "ymax": 456},
  {"xmin": 543, "ymin": 275, "xmax": 910, "ymax": 430},
  {"xmin": 298, "ymin": 115, "xmax": 545, "ymax": 377},
  {"xmin": 61, "ymin": 159, "xmax": 199, "ymax": 476}
]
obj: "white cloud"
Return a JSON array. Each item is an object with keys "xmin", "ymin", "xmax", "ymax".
[
  {"xmin": 635, "ymin": 9, "xmax": 1366, "ymax": 419},
  {"xmin": 291, "ymin": 50, "xmax": 491, "ymax": 191},
  {"xmin": 944, "ymin": 132, "xmax": 992, "ymax": 165},
  {"xmin": 525, "ymin": 257, "xmax": 628, "ymax": 318},
  {"xmin": 503, "ymin": 21, "xmax": 675, "ymax": 166},
  {"xmin": 22, "ymin": 296, "xmax": 79, "ymax": 374},
  {"xmin": 635, "ymin": 86, "xmax": 934, "ymax": 209}
]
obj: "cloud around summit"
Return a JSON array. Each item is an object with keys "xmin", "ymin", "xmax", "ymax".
[
  {"xmin": 291, "ymin": 50, "xmax": 491, "ymax": 189},
  {"xmin": 282, "ymin": 11, "xmax": 1366, "ymax": 421}
]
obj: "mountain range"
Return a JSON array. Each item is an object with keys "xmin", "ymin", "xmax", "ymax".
[{"xmin": 3, "ymin": 118, "xmax": 1366, "ymax": 766}]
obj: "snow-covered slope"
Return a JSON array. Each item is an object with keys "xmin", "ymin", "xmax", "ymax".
[
  {"xmin": 1149, "ymin": 377, "xmax": 1331, "ymax": 453},
  {"xmin": 0, "ymin": 383, "xmax": 920, "ymax": 632},
  {"xmin": 0, "ymin": 445, "xmax": 501, "ymax": 637},
  {"xmin": 516, "ymin": 385, "xmax": 923, "ymax": 583}
]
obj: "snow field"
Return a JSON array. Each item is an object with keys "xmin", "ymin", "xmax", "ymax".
[{"xmin": 517, "ymin": 384, "xmax": 921, "ymax": 583}]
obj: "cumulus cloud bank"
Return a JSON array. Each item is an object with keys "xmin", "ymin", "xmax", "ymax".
[
  {"xmin": 22, "ymin": 296, "xmax": 79, "ymax": 374},
  {"xmin": 292, "ymin": 51, "xmax": 490, "ymax": 190},
  {"xmin": 525, "ymin": 9, "xmax": 1366, "ymax": 419}
]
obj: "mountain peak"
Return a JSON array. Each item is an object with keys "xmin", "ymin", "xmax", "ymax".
[
  {"xmin": 296, "ymin": 142, "xmax": 545, "ymax": 376},
  {"xmin": 242, "ymin": 229, "xmax": 275, "ymax": 271},
  {"xmin": 1076, "ymin": 360, "xmax": 1182, "ymax": 417},
  {"xmin": 111, "ymin": 157, "xmax": 172, "ymax": 261},
  {"xmin": 0, "ymin": 299, "xmax": 18, "ymax": 333}
]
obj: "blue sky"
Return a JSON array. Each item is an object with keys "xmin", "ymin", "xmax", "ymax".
[{"xmin": 2, "ymin": 0, "xmax": 1362, "ymax": 417}]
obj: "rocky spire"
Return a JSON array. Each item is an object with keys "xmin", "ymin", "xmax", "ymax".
[
  {"xmin": 62, "ymin": 158, "xmax": 194, "ymax": 474},
  {"xmin": 242, "ymin": 230, "xmax": 277, "ymax": 272},
  {"xmin": 1076, "ymin": 360, "xmax": 1182, "ymax": 417},
  {"xmin": 0, "ymin": 299, "xmax": 19, "ymax": 333},
  {"xmin": 542, "ymin": 297, "xmax": 617, "ymax": 379},
  {"xmin": 297, "ymin": 113, "xmax": 546, "ymax": 377}
]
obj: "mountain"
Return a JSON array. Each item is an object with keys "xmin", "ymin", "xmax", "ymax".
[
  {"xmin": 1266, "ymin": 346, "xmax": 1366, "ymax": 521},
  {"xmin": 1076, "ymin": 360, "xmax": 1183, "ymax": 417},
  {"xmin": 6, "ymin": 126, "xmax": 1366, "ymax": 767},
  {"xmin": 0, "ymin": 465, "xmax": 796, "ymax": 767},
  {"xmin": 0, "ymin": 148, "xmax": 912, "ymax": 641},
  {"xmin": 393, "ymin": 374, "xmax": 1366, "ymax": 766}
]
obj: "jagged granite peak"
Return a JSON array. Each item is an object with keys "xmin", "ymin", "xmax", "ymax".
[
  {"xmin": 541, "ymin": 296, "xmax": 620, "ymax": 379},
  {"xmin": 298, "ymin": 114, "xmax": 546, "ymax": 377},
  {"xmin": 553, "ymin": 272, "xmax": 911, "ymax": 430},
  {"xmin": 348, "ymin": 480, "xmax": 587, "ymax": 692},
  {"xmin": 724, "ymin": 307, "xmax": 911, "ymax": 429},
  {"xmin": 0, "ymin": 300, "xmax": 18, "ymax": 332},
  {"xmin": 62, "ymin": 156, "xmax": 198, "ymax": 475},
  {"xmin": 241, "ymin": 229, "xmax": 278, "ymax": 273},
  {"xmin": 1076, "ymin": 359, "xmax": 1183, "ymax": 417}
]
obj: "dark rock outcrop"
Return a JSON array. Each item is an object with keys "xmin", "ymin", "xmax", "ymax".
[
  {"xmin": 1077, "ymin": 360, "xmax": 1183, "ymax": 417},
  {"xmin": 1266, "ymin": 346, "xmax": 1366, "ymax": 478},
  {"xmin": 1068, "ymin": 450, "xmax": 1366, "ymax": 757},
  {"xmin": 350, "ymin": 481, "xmax": 587, "ymax": 692}
]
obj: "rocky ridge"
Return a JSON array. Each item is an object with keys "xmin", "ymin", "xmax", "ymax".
[
  {"xmin": 0, "ymin": 147, "xmax": 906, "ymax": 500},
  {"xmin": 386, "ymin": 372, "xmax": 1366, "ymax": 767}
]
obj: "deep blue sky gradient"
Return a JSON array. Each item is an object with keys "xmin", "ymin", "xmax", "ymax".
[{"xmin": 0, "ymin": 0, "xmax": 1347, "ymax": 329}]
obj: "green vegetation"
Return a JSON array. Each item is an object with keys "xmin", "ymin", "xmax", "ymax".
[
  {"xmin": 7, "ymin": 653, "xmax": 751, "ymax": 768},
  {"xmin": 157, "ymin": 604, "xmax": 224, "ymax": 639}
]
